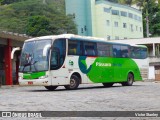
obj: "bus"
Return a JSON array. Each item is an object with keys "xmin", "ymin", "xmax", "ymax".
[{"xmin": 18, "ymin": 34, "xmax": 148, "ymax": 90}]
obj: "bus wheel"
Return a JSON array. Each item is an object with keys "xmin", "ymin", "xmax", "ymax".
[
  {"xmin": 64, "ymin": 75, "xmax": 80, "ymax": 90},
  {"xmin": 45, "ymin": 86, "xmax": 58, "ymax": 91},
  {"xmin": 102, "ymin": 83, "xmax": 114, "ymax": 87},
  {"xmin": 122, "ymin": 73, "xmax": 134, "ymax": 86}
]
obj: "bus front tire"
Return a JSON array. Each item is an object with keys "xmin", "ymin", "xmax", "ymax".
[
  {"xmin": 45, "ymin": 86, "xmax": 58, "ymax": 91},
  {"xmin": 64, "ymin": 75, "xmax": 80, "ymax": 90},
  {"xmin": 102, "ymin": 83, "xmax": 114, "ymax": 87},
  {"xmin": 122, "ymin": 73, "xmax": 134, "ymax": 86}
]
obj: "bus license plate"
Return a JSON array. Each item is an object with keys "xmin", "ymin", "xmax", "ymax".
[{"xmin": 28, "ymin": 81, "xmax": 33, "ymax": 85}]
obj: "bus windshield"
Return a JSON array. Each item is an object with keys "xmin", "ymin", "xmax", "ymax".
[{"xmin": 19, "ymin": 39, "xmax": 51, "ymax": 72}]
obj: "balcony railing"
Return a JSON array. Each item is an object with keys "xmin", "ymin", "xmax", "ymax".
[{"xmin": 149, "ymin": 56, "xmax": 160, "ymax": 63}]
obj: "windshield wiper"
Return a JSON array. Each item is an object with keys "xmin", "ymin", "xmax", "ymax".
[{"xmin": 22, "ymin": 61, "xmax": 38, "ymax": 72}]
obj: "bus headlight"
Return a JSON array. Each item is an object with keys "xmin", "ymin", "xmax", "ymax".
[
  {"xmin": 19, "ymin": 76, "xmax": 23, "ymax": 80},
  {"xmin": 39, "ymin": 75, "xmax": 48, "ymax": 79}
]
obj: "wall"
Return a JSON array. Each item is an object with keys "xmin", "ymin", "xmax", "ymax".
[
  {"xmin": 94, "ymin": 0, "xmax": 143, "ymax": 39},
  {"xmin": 65, "ymin": 0, "xmax": 88, "ymax": 36},
  {"xmin": 65, "ymin": 0, "xmax": 143, "ymax": 39}
]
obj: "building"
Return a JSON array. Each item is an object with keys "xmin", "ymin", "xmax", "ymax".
[
  {"xmin": 65, "ymin": 0, "xmax": 143, "ymax": 40},
  {"xmin": 0, "ymin": 31, "xmax": 30, "ymax": 85}
]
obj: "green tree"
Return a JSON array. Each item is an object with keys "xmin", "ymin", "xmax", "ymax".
[
  {"xmin": 118, "ymin": 0, "xmax": 136, "ymax": 6},
  {"xmin": 0, "ymin": 0, "xmax": 3, "ymax": 5},
  {"xmin": 1, "ymin": 0, "xmax": 27, "ymax": 5},
  {"xmin": 25, "ymin": 16, "xmax": 51, "ymax": 36},
  {"xmin": 141, "ymin": 0, "xmax": 159, "ymax": 37},
  {"xmin": 0, "ymin": 0, "xmax": 77, "ymax": 36},
  {"xmin": 107, "ymin": 0, "xmax": 118, "ymax": 3}
]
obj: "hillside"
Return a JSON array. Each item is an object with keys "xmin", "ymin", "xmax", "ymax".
[
  {"xmin": 0, "ymin": 0, "xmax": 77, "ymax": 36},
  {"xmin": 1, "ymin": 0, "xmax": 160, "ymax": 37}
]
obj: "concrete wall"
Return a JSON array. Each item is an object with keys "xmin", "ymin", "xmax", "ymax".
[{"xmin": 65, "ymin": 0, "xmax": 88, "ymax": 36}]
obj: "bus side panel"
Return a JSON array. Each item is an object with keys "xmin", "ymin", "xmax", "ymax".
[
  {"xmin": 66, "ymin": 56, "xmax": 89, "ymax": 84},
  {"xmin": 78, "ymin": 56, "xmax": 144, "ymax": 83},
  {"xmin": 78, "ymin": 56, "xmax": 114, "ymax": 83},
  {"xmin": 113, "ymin": 58, "xmax": 142, "ymax": 82},
  {"xmin": 132, "ymin": 58, "xmax": 149, "ymax": 81}
]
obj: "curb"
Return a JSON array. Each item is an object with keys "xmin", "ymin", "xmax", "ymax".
[
  {"xmin": 0, "ymin": 85, "xmax": 20, "ymax": 89},
  {"xmin": 155, "ymin": 81, "xmax": 160, "ymax": 83}
]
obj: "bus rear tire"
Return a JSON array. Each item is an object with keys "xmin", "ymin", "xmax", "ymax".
[
  {"xmin": 45, "ymin": 86, "xmax": 58, "ymax": 91},
  {"xmin": 64, "ymin": 75, "xmax": 80, "ymax": 90},
  {"xmin": 122, "ymin": 73, "xmax": 134, "ymax": 86},
  {"xmin": 102, "ymin": 83, "xmax": 114, "ymax": 87}
]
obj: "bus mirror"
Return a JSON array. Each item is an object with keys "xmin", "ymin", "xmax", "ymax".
[
  {"xmin": 11, "ymin": 47, "xmax": 21, "ymax": 59},
  {"xmin": 43, "ymin": 44, "xmax": 51, "ymax": 57}
]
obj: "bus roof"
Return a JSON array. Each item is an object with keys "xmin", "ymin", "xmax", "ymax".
[
  {"xmin": 25, "ymin": 34, "xmax": 106, "ymax": 42},
  {"xmin": 25, "ymin": 34, "xmax": 146, "ymax": 48}
]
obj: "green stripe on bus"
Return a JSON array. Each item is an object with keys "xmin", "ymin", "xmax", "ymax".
[
  {"xmin": 23, "ymin": 71, "xmax": 46, "ymax": 79},
  {"xmin": 79, "ymin": 56, "xmax": 142, "ymax": 83}
]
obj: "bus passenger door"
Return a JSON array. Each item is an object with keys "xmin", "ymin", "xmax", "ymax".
[{"xmin": 50, "ymin": 39, "xmax": 68, "ymax": 85}]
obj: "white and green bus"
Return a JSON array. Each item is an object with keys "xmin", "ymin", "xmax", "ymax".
[{"xmin": 18, "ymin": 34, "xmax": 148, "ymax": 90}]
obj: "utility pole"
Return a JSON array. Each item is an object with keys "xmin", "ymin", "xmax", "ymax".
[{"xmin": 146, "ymin": 0, "xmax": 149, "ymax": 38}]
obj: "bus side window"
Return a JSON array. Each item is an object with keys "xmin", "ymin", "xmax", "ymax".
[
  {"xmin": 113, "ymin": 45, "xmax": 121, "ymax": 58},
  {"xmin": 130, "ymin": 47, "xmax": 148, "ymax": 59},
  {"xmin": 50, "ymin": 48, "xmax": 59, "ymax": 69},
  {"xmin": 121, "ymin": 46, "xmax": 129, "ymax": 58},
  {"xmin": 68, "ymin": 40, "xmax": 82, "ymax": 56},
  {"xmin": 50, "ymin": 39, "xmax": 66, "ymax": 70},
  {"xmin": 83, "ymin": 42, "xmax": 97, "ymax": 56},
  {"xmin": 97, "ymin": 43, "xmax": 112, "ymax": 57},
  {"xmin": 130, "ymin": 47, "xmax": 136, "ymax": 58}
]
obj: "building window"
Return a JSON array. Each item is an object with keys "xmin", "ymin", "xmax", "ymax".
[
  {"xmin": 115, "ymin": 36, "xmax": 119, "ymax": 40},
  {"xmin": 114, "ymin": 22, "xmax": 118, "ymax": 27},
  {"xmin": 112, "ymin": 10, "xmax": 119, "ymax": 15},
  {"xmin": 140, "ymin": 27, "xmax": 142, "ymax": 32},
  {"xmin": 136, "ymin": 26, "xmax": 138, "ymax": 31},
  {"xmin": 106, "ymin": 20, "xmax": 110, "ymax": 26},
  {"xmin": 129, "ymin": 13, "xmax": 133, "ymax": 19},
  {"xmin": 130, "ymin": 24, "xmax": 133, "ymax": 32},
  {"xmin": 138, "ymin": 16, "xmax": 142, "ymax": 22},
  {"xmin": 123, "ymin": 23, "xmax": 127, "ymax": 28},
  {"xmin": 104, "ymin": 7, "xmax": 110, "ymax": 13},
  {"xmin": 107, "ymin": 35, "xmax": 110, "ymax": 40},
  {"xmin": 73, "ymin": 13, "xmax": 75, "ymax": 19},
  {"xmin": 134, "ymin": 14, "xmax": 138, "ymax": 20},
  {"xmin": 121, "ymin": 11, "xmax": 127, "ymax": 17},
  {"xmin": 81, "ymin": 28, "xmax": 83, "ymax": 33},
  {"xmin": 84, "ymin": 26, "xmax": 87, "ymax": 31}
]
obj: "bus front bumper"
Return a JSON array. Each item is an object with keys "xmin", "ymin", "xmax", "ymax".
[{"xmin": 19, "ymin": 78, "xmax": 51, "ymax": 86}]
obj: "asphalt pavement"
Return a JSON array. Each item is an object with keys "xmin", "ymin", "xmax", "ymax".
[{"xmin": 0, "ymin": 81, "xmax": 160, "ymax": 120}]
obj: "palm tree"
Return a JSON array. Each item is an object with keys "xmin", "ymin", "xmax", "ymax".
[
  {"xmin": 134, "ymin": 0, "xmax": 146, "ymax": 9},
  {"xmin": 118, "ymin": 0, "xmax": 136, "ymax": 6}
]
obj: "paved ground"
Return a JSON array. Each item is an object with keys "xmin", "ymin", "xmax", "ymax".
[{"xmin": 0, "ymin": 81, "xmax": 160, "ymax": 120}]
